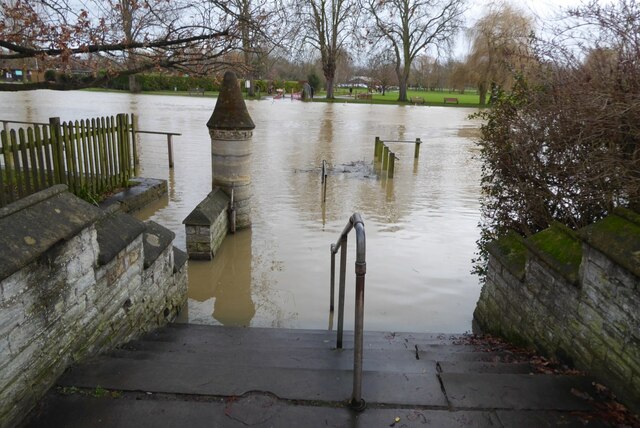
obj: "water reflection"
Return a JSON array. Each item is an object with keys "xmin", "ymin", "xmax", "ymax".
[{"xmin": 0, "ymin": 91, "xmax": 483, "ymax": 333}]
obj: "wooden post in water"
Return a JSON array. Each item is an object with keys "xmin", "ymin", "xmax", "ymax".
[
  {"xmin": 388, "ymin": 151, "xmax": 395, "ymax": 178},
  {"xmin": 374, "ymin": 136, "xmax": 380, "ymax": 159},
  {"xmin": 382, "ymin": 146, "xmax": 389, "ymax": 170},
  {"xmin": 207, "ymin": 71, "xmax": 255, "ymax": 229},
  {"xmin": 414, "ymin": 137, "xmax": 421, "ymax": 159}
]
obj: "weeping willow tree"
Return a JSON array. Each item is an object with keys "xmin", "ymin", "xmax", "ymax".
[{"xmin": 466, "ymin": 3, "xmax": 533, "ymax": 105}]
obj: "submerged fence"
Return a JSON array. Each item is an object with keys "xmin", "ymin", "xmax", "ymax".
[{"xmin": 0, "ymin": 114, "xmax": 135, "ymax": 207}]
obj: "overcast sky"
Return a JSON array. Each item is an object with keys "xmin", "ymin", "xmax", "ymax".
[{"xmin": 453, "ymin": 0, "xmax": 614, "ymax": 58}]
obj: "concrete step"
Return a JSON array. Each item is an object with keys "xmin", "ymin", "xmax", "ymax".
[
  {"xmin": 437, "ymin": 360, "xmax": 534, "ymax": 374},
  {"xmin": 144, "ymin": 323, "xmax": 467, "ymax": 351},
  {"xmin": 25, "ymin": 324, "xmax": 615, "ymax": 427},
  {"xmin": 26, "ymin": 393, "xmax": 610, "ymax": 428},
  {"xmin": 106, "ymin": 346, "xmax": 432, "ymax": 373},
  {"xmin": 57, "ymin": 357, "xmax": 447, "ymax": 406}
]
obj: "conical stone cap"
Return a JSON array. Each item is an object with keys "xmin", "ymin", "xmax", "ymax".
[{"xmin": 206, "ymin": 71, "xmax": 255, "ymax": 130}]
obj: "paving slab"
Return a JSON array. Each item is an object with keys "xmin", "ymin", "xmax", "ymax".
[
  {"xmin": 58, "ymin": 358, "xmax": 448, "ymax": 406},
  {"xmin": 26, "ymin": 393, "xmax": 503, "ymax": 428},
  {"xmin": 440, "ymin": 372, "xmax": 599, "ymax": 411}
]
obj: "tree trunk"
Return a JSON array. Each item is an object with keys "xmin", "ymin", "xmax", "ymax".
[
  {"xmin": 398, "ymin": 73, "xmax": 407, "ymax": 102},
  {"xmin": 478, "ymin": 82, "xmax": 487, "ymax": 106},
  {"xmin": 128, "ymin": 75, "xmax": 141, "ymax": 93},
  {"xmin": 326, "ymin": 76, "xmax": 334, "ymax": 99}
]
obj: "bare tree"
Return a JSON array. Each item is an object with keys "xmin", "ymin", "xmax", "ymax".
[
  {"xmin": 295, "ymin": 0, "xmax": 358, "ymax": 98},
  {"xmin": 368, "ymin": 50, "xmax": 397, "ymax": 95},
  {"xmin": 466, "ymin": 3, "xmax": 533, "ymax": 105},
  {"xmin": 366, "ymin": 0, "xmax": 465, "ymax": 102},
  {"xmin": 0, "ymin": 0, "xmax": 268, "ymax": 91}
]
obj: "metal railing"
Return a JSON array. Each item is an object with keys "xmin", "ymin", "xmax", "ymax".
[
  {"xmin": 330, "ymin": 212, "xmax": 367, "ymax": 411},
  {"xmin": 321, "ymin": 160, "xmax": 328, "ymax": 203}
]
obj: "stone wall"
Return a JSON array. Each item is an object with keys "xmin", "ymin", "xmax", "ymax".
[
  {"xmin": 183, "ymin": 187, "xmax": 230, "ymax": 260},
  {"xmin": 0, "ymin": 185, "xmax": 188, "ymax": 428},
  {"xmin": 474, "ymin": 208, "xmax": 640, "ymax": 412}
]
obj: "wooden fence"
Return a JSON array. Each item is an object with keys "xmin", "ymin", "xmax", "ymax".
[{"xmin": 0, "ymin": 113, "xmax": 136, "ymax": 207}]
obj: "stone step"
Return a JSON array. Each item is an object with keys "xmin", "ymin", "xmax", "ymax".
[
  {"xmin": 57, "ymin": 357, "xmax": 447, "ymax": 406},
  {"xmin": 437, "ymin": 360, "xmax": 534, "ymax": 375},
  {"xmin": 439, "ymin": 372, "xmax": 601, "ymax": 411},
  {"xmin": 107, "ymin": 346, "xmax": 432, "ymax": 373},
  {"xmin": 144, "ymin": 323, "xmax": 467, "ymax": 350},
  {"xmin": 26, "ymin": 393, "xmax": 610, "ymax": 428}
]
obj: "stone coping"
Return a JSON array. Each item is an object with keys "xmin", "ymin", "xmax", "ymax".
[
  {"xmin": 95, "ymin": 210, "xmax": 146, "ymax": 266},
  {"xmin": 486, "ymin": 231, "xmax": 527, "ymax": 281},
  {"xmin": 578, "ymin": 207, "xmax": 640, "ymax": 279},
  {"xmin": 524, "ymin": 223, "xmax": 582, "ymax": 285},
  {"xmin": 182, "ymin": 187, "xmax": 229, "ymax": 226},
  {"xmin": 0, "ymin": 186, "xmax": 103, "ymax": 282},
  {"xmin": 99, "ymin": 177, "xmax": 167, "ymax": 214},
  {"xmin": 173, "ymin": 247, "xmax": 188, "ymax": 273},
  {"xmin": 143, "ymin": 221, "xmax": 176, "ymax": 269}
]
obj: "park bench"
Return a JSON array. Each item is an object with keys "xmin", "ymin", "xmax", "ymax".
[
  {"xmin": 188, "ymin": 87, "xmax": 205, "ymax": 96},
  {"xmin": 444, "ymin": 97, "xmax": 459, "ymax": 104},
  {"xmin": 356, "ymin": 93, "xmax": 372, "ymax": 100},
  {"xmin": 411, "ymin": 96, "xmax": 424, "ymax": 104}
]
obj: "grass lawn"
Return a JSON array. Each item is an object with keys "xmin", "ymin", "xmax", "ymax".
[
  {"xmin": 315, "ymin": 88, "xmax": 480, "ymax": 106},
  {"xmin": 84, "ymin": 87, "xmax": 479, "ymax": 107}
]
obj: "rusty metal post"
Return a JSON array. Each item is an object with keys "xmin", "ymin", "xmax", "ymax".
[
  {"xmin": 167, "ymin": 134, "xmax": 174, "ymax": 168},
  {"xmin": 330, "ymin": 244, "xmax": 336, "ymax": 312},
  {"xmin": 337, "ymin": 235, "xmax": 347, "ymax": 349},
  {"xmin": 350, "ymin": 214, "xmax": 366, "ymax": 411}
]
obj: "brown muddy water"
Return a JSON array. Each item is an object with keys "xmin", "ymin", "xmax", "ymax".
[{"xmin": 0, "ymin": 90, "xmax": 483, "ymax": 333}]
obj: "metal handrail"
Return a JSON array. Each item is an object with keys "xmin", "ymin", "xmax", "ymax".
[
  {"xmin": 330, "ymin": 212, "xmax": 366, "ymax": 411},
  {"xmin": 133, "ymin": 129, "xmax": 181, "ymax": 168}
]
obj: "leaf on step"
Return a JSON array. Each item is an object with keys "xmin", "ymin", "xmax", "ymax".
[{"xmin": 571, "ymin": 387, "xmax": 593, "ymax": 401}]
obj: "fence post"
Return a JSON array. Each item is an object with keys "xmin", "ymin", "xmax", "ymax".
[
  {"xmin": 388, "ymin": 151, "xmax": 395, "ymax": 178},
  {"xmin": 130, "ymin": 113, "xmax": 139, "ymax": 166},
  {"xmin": 414, "ymin": 138, "xmax": 421, "ymax": 159},
  {"xmin": 116, "ymin": 113, "xmax": 129, "ymax": 185},
  {"xmin": 48, "ymin": 117, "xmax": 66, "ymax": 185},
  {"xmin": 167, "ymin": 134, "xmax": 174, "ymax": 168},
  {"xmin": 2, "ymin": 121, "xmax": 14, "ymax": 169},
  {"xmin": 374, "ymin": 136, "xmax": 380, "ymax": 159},
  {"xmin": 382, "ymin": 146, "xmax": 389, "ymax": 170}
]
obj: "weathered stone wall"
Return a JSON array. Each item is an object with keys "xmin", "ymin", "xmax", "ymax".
[
  {"xmin": 474, "ymin": 209, "xmax": 640, "ymax": 412},
  {"xmin": 0, "ymin": 186, "xmax": 188, "ymax": 428}
]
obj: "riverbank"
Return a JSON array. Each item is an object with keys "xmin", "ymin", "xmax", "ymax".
[{"xmin": 83, "ymin": 87, "xmax": 480, "ymax": 107}]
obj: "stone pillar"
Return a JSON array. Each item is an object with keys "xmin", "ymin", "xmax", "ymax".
[{"xmin": 207, "ymin": 71, "xmax": 255, "ymax": 229}]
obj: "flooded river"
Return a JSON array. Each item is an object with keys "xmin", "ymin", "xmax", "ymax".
[{"xmin": 0, "ymin": 90, "xmax": 482, "ymax": 333}]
